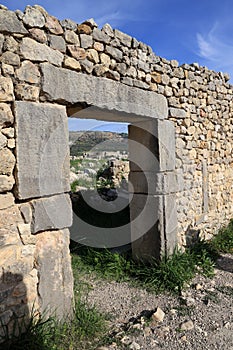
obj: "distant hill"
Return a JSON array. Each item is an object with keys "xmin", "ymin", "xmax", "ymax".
[{"xmin": 69, "ymin": 131, "xmax": 128, "ymax": 156}]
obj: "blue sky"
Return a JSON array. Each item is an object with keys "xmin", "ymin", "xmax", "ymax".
[{"xmin": 2, "ymin": 0, "xmax": 233, "ymax": 131}]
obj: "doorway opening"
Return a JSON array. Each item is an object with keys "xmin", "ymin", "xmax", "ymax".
[{"xmin": 68, "ymin": 116, "xmax": 132, "ymax": 253}]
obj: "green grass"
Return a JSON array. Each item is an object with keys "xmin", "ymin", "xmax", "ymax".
[
  {"xmin": 70, "ymin": 217, "xmax": 233, "ymax": 295},
  {"xmin": 209, "ymin": 219, "xmax": 233, "ymax": 253},
  {"xmin": 1, "ymin": 301, "xmax": 107, "ymax": 350},
  {"xmin": 70, "ymin": 242, "xmax": 216, "ymax": 294},
  {"xmin": 1, "ymin": 257, "xmax": 108, "ymax": 350}
]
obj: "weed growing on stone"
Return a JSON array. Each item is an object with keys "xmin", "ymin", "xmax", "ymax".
[
  {"xmin": 210, "ymin": 219, "xmax": 233, "ymax": 253},
  {"xmin": 1, "ymin": 270, "xmax": 107, "ymax": 350}
]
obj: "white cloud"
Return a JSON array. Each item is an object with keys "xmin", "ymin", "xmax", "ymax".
[
  {"xmin": 196, "ymin": 33, "xmax": 218, "ymax": 60},
  {"xmin": 196, "ymin": 22, "xmax": 233, "ymax": 81}
]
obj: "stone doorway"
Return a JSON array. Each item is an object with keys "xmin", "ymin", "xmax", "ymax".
[{"xmin": 15, "ymin": 67, "xmax": 178, "ymax": 261}]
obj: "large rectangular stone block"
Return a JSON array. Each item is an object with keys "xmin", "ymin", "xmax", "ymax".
[
  {"xmin": 41, "ymin": 63, "xmax": 168, "ymax": 120},
  {"xmin": 14, "ymin": 102, "xmax": 70, "ymax": 199},
  {"xmin": 157, "ymin": 120, "xmax": 176, "ymax": 171},
  {"xmin": 130, "ymin": 193, "xmax": 177, "ymax": 261},
  {"xmin": 30, "ymin": 194, "xmax": 72, "ymax": 234},
  {"xmin": 164, "ymin": 193, "xmax": 178, "ymax": 254},
  {"xmin": 35, "ymin": 229, "xmax": 74, "ymax": 320},
  {"xmin": 130, "ymin": 194, "xmax": 165, "ymax": 261},
  {"xmin": 129, "ymin": 171, "xmax": 178, "ymax": 194},
  {"xmin": 128, "ymin": 120, "xmax": 175, "ymax": 172}
]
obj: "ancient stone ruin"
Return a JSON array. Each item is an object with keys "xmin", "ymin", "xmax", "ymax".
[{"xmin": 0, "ymin": 4, "xmax": 232, "ymax": 336}]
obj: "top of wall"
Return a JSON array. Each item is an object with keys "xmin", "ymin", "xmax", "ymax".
[{"xmin": 0, "ymin": 3, "xmax": 232, "ymax": 97}]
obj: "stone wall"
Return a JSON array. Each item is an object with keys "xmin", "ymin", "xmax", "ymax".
[{"xmin": 0, "ymin": 4, "xmax": 233, "ymax": 336}]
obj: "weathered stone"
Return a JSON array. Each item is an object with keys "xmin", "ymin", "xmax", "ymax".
[
  {"xmin": 128, "ymin": 120, "xmax": 174, "ymax": 172},
  {"xmin": 86, "ymin": 49, "xmax": 99, "ymax": 64},
  {"xmin": 0, "ymin": 103, "xmax": 14, "ymax": 127},
  {"xmin": 77, "ymin": 24, "xmax": 92, "ymax": 35},
  {"xmin": 1, "ymin": 127, "xmax": 14, "ymax": 138},
  {"xmin": 41, "ymin": 63, "xmax": 168, "ymax": 120},
  {"xmin": 93, "ymin": 64, "xmax": 108, "ymax": 76},
  {"xmin": 20, "ymin": 203, "xmax": 32, "ymax": 224},
  {"xmin": 129, "ymin": 342, "xmax": 140, "ymax": 350},
  {"xmin": 100, "ymin": 53, "xmax": 111, "ymax": 67},
  {"xmin": 20, "ymin": 37, "xmax": 63, "ymax": 66},
  {"xmin": 80, "ymin": 58, "xmax": 94, "ymax": 73},
  {"xmin": 67, "ymin": 45, "xmax": 86, "ymax": 60},
  {"xmin": 15, "ymin": 9, "xmax": 24, "ymax": 20},
  {"xmin": 180, "ymin": 320, "xmax": 194, "ymax": 331},
  {"xmin": 0, "ymin": 193, "xmax": 14, "ymax": 210},
  {"xmin": 45, "ymin": 15, "xmax": 63, "ymax": 34},
  {"xmin": 102, "ymin": 23, "xmax": 114, "ymax": 37},
  {"xmin": 93, "ymin": 28, "xmax": 111, "ymax": 44},
  {"xmin": 129, "ymin": 171, "xmax": 178, "ymax": 195},
  {"xmin": 64, "ymin": 30, "xmax": 80, "ymax": 44},
  {"xmin": 16, "ymin": 61, "xmax": 40, "ymax": 84},
  {"xmin": 29, "ymin": 28, "xmax": 47, "ymax": 43},
  {"xmin": 63, "ymin": 57, "xmax": 81, "ymax": 71},
  {"xmin": 82, "ymin": 18, "xmax": 97, "ymax": 28},
  {"xmin": 32, "ymin": 6, "xmax": 48, "ymax": 17},
  {"xmin": 0, "ymin": 227, "xmax": 20, "ymax": 247},
  {"xmin": 114, "ymin": 29, "xmax": 132, "ymax": 47},
  {"xmin": 0, "ymin": 175, "xmax": 15, "ymax": 192},
  {"xmin": 152, "ymin": 307, "xmax": 165, "ymax": 323},
  {"xmin": 0, "ymin": 33, "xmax": 4, "ymax": 53},
  {"xmin": 17, "ymin": 223, "xmax": 31, "ymax": 236},
  {"xmin": 48, "ymin": 35, "xmax": 66, "ymax": 52},
  {"xmin": 3, "ymin": 37, "xmax": 19, "ymax": 52},
  {"xmin": 15, "ymin": 84, "xmax": 40, "ymax": 101},
  {"xmin": 0, "ymin": 10, "xmax": 28, "ymax": 34},
  {"xmin": 121, "ymin": 77, "xmax": 134, "ymax": 86},
  {"xmin": 0, "ymin": 148, "xmax": 15, "ymax": 175},
  {"xmin": 130, "ymin": 194, "xmax": 165, "ymax": 261},
  {"xmin": 169, "ymin": 107, "xmax": 186, "ymax": 119},
  {"xmin": 116, "ymin": 62, "xmax": 127, "ymax": 75},
  {"xmin": 20, "ymin": 234, "xmax": 37, "ymax": 245},
  {"xmin": 1, "ymin": 51, "xmax": 20, "ymax": 66},
  {"xmin": 22, "ymin": 6, "xmax": 45, "ymax": 28},
  {"xmin": 7, "ymin": 138, "xmax": 15, "ymax": 149},
  {"xmin": 60, "ymin": 19, "xmax": 77, "ymax": 31},
  {"xmin": 14, "ymin": 101, "xmax": 70, "ymax": 199},
  {"xmin": 1, "ymin": 63, "xmax": 14, "ymax": 77},
  {"xmin": 93, "ymin": 42, "xmax": 104, "ymax": 52},
  {"xmin": 0, "ymin": 206, "xmax": 22, "ymax": 228},
  {"xmin": 34, "ymin": 229, "xmax": 74, "ymax": 319},
  {"xmin": 105, "ymin": 45, "xmax": 123, "ymax": 61},
  {"xmin": 0, "ymin": 133, "xmax": 7, "ymax": 149},
  {"xmin": 105, "ymin": 69, "xmax": 120, "ymax": 81},
  {"xmin": 30, "ymin": 194, "xmax": 72, "ymax": 233},
  {"xmin": 80, "ymin": 34, "xmax": 93, "ymax": 49}
]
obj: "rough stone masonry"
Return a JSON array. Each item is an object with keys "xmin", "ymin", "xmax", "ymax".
[{"xmin": 0, "ymin": 4, "xmax": 232, "ymax": 336}]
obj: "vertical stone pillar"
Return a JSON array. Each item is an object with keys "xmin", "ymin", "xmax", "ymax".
[
  {"xmin": 128, "ymin": 119, "xmax": 178, "ymax": 261},
  {"xmin": 14, "ymin": 101, "xmax": 74, "ymax": 320}
]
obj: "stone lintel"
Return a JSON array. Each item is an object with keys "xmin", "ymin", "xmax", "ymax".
[{"xmin": 41, "ymin": 63, "xmax": 168, "ymax": 120}]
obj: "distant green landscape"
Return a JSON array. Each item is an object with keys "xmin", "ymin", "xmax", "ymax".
[{"xmin": 69, "ymin": 131, "xmax": 128, "ymax": 156}]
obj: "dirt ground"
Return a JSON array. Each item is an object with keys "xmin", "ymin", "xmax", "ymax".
[{"xmin": 86, "ymin": 253, "xmax": 233, "ymax": 350}]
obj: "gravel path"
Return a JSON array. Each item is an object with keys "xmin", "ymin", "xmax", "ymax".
[{"xmin": 85, "ymin": 253, "xmax": 233, "ymax": 350}]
